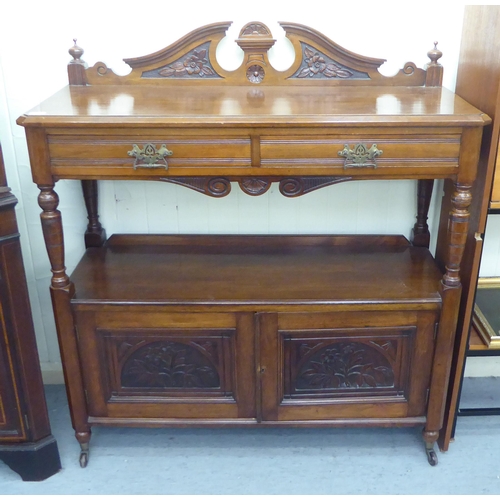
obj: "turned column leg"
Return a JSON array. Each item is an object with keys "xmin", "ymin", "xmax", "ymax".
[
  {"xmin": 411, "ymin": 179, "xmax": 434, "ymax": 248},
  {"xmin": 81, "ymin": 180, "xmax": 106, "ymax": 248},
  {"xmin": 424, "ymin": 183, "xmax": 472, "ymax": 465},
  {"xmin": 38, "ymin": 185, "xmax": 91, "ymax": 467}
]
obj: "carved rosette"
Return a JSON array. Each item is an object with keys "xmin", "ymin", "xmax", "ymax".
[
  {"xmin": 239, "ymin": 178, "xmax": 271, "ymax": 195},
  {"xmin": 121, "ymin": 341, "xmax": 220, "ymax": 389},
  {"xmin": 247, "ymin": 65, "xmax": 265, "ymax": 84},
  {"xmin": 295, "ymin": 342, "xmax": 395, "ymax": 390},
  {"xmin": 292, "ymin": 43, "xmax": 369, "ymax": 80}
]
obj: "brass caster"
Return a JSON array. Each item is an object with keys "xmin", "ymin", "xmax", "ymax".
[
  {"xmin": 425, "ymin": 444, "xmax": 438, "ymax": 466},
  {"xmin": 79, "ymin": 451, "xmax": 89, "ymax": 468},
  {"xmin": 79, "ymin": 443, "xmax": 89, "ymax": 468}
]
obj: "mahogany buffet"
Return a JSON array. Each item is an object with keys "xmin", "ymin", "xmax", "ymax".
[{"xmin": 17, "ymin": 21, "xmax": 489, "ymax": 467}]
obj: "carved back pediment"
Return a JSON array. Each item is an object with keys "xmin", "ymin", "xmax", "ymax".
[{"xmin": 68, "ymin": 21, "xmax": 442, "ymax": 87}]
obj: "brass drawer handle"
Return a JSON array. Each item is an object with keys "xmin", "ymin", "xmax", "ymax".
[
  {"xmin": 127, "ymin": 143, "xmax": 173, "ymax": 170},
  {"xmin": 338, "ymin": 143, "xmax": 383, "ymax": 169}
]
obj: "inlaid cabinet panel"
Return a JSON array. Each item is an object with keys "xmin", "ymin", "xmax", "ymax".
[
  {"xmin": 0, "ymin": 315, "xmax": 25, "ymax": 440},
  {"xmin": 259, "ymin": 310, "xmax": 438, "ymax": 422},
  {"xmin": 74, "ymin": 310, "xmax": 256, "ymax": 420}
]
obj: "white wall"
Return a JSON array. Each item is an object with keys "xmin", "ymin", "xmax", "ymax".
[{"xmin": 0, "ymin": 1, "xmax": 492, "ymax": 382}]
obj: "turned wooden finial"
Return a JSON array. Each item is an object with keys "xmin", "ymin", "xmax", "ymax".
[
  {"xmin": 68, "ymin": 39, "xmax": 88, "ymax": 86},
  {"xmin": 425, "ymin": 41, "xmax": 443, "ymax": 87},
  {"xmin": 69, "ymin": 39, "xmax": 84, "ymax": 62},
  {"xmin": 427, "ymin": 42, "xmax": 443, "ymax": 66}
]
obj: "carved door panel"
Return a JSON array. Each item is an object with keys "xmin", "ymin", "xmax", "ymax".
[
  {"xmin": 259, "ymin": 310, "xmax": 438, "ymax": 422},
  {"xmin": 75, "ymin": 310, "xmax": 256, "ymax": 420}
]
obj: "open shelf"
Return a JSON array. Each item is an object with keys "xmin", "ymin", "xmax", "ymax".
[{"xmin": 70, "ymin": 234, "xmax": 443, "ymax": 310}]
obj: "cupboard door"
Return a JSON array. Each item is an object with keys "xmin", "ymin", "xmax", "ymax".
[
  {"xmin": 259, "ymin": 311, "xmax": 437, "ymax": 422},
  {"xmin": 75, "ymin": 310, "xmax": 256, "ymax": 421},
  {"xmin": 0, "ymin": 307, "xmax": 25, "ymax": 440}
]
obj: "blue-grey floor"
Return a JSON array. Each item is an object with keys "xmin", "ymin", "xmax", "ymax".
[{"xmin": 2, "ymin": 378, "xmax": 500, "ymax": 494}]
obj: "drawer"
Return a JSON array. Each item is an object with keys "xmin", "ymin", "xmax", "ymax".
[
  {"xmin": 260, "ymin": 134, "xmax": 461, "ymax": 176},
  {"xmin": 47, "ymin": 130, "xmax": 461, "ymax": 180},
  {"xmin": 74, "ymin": 310, "xmax": 256, "ymax": 421},
  {"xmin": 48, "ymin": 132, "xmax": 252, "ymax": 178}
]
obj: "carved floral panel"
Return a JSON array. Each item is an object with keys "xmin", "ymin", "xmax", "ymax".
[
  {"xmin": 295, "ymin": 341, "xmax": 395, "ymax": 390},
  {"xmin": 281, "ymin": 329, "xmax": 414, "ymax": 401},
  {"xmin": 121, "ymin": 340, "xmax": 220, "ymax": 389},
  {"xmin": 142, "ymin": 42, "xmax": 222, "ymax": 79},
  {"xmin": 291, "ymin": 43, "xmax": 370, "ymax": 80},
  {"xmin": 96, "ymin": 327, "xmax": 239, "ymax": 405}
]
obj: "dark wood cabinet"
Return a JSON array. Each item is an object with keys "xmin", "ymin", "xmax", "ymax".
[
  {"xmin": 17, "ymin": 21, "xmax": 489, "ymax": 468},
  {"xmin": 0, "ymin": 145, "xmax": 61, "ymax": 481}
]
